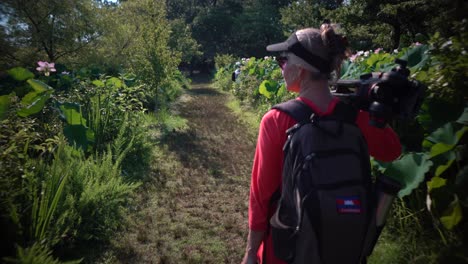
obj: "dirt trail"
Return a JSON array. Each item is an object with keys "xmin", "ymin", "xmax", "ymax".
[{"xmin": 111, "ymin": 80, "xmax": 257, "ymax": 263}]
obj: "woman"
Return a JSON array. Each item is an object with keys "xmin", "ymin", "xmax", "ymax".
[{"xmin": 241, "ymin": 24, "xmax": 402, "ymax": 264}]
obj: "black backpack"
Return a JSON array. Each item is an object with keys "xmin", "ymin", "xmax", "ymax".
[{"xmin": 269, "ymin": 99, "xmax": 374, "ymax": 264}]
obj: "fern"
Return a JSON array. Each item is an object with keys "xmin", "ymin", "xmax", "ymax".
[
  {"xmin": 3, "ymin": 243, "xmax": 81, "ymax": 264},
  {"xmin": 27, "ymin": 135, "xmax": 139, "ymax": 245},
  {"xmin": 73, "ymin": 148, "xmax": 139, "ymax": 241}
]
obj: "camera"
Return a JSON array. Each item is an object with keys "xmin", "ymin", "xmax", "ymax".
[{"xmin": 331, "ymin": 59, "xmax": 426, "ymax": 128}]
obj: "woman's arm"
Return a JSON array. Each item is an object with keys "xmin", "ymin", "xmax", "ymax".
[
  {"xmin": 241, "ymin": 230, "xmax": 265, "ymax": 264},
  {"xmin": 244, "ymin": 110, "xmax": 290, "ymax": 263},
  {"xmin": 357, "ymin": 111, "xmax": 402, "ymax": 162}
]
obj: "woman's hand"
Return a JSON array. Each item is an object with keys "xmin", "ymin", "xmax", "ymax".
[
  {"xmin": 241, "ymin": 252, "xmax": 258, "ymax": 264},
  {"xmin": 241, "ymin": 229, "xmax": 264, "ymax": 264}
]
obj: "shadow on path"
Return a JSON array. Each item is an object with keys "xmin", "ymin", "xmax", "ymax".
[
  {"xmin": 186, "ymin": 87, "xmax": 221, "ymax": 96},
  {"xmin": 109, "ymin": 81, "xmax": 256, "ymax": 264}
]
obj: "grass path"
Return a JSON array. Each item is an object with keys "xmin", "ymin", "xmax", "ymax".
[{"xmin": 103, "ymin": 79, "xmax": 257, "ymax": 263}]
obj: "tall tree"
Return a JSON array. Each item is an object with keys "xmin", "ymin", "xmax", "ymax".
[
  {"xmin": 191, "ymin": 0, "xmax": 243, "ymax": 61},
  {"xmin": 280, "ymin": 0, "xmax": 468, "ymax": 50},
  {"xmin": 232, "ymin": 0, "xmax": 287, "ymax": 57},
  {"xmin": 0, "ymin": 0, "xmax": 100, "ymax": 66},
  {"xmin": 280, "ymin": 0, "xmax": 328, "ymax": 30},
  {"xmin": 114, "ymin": 0, "xmax": 178, "ymax": 86},
  {"xmin": 168, "ymin": 19, "xmax": 203, "ymax": 72},
  {"xmin": 165, "ymin": 0, "xmax": 290, "ymax": 65}
]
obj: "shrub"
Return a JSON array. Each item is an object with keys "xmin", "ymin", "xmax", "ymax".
[{"xmin": 214, "ymin": 54, "xmax": 237, "ymax": 71}]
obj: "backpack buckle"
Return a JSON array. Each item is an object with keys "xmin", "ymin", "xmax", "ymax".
[
  {"xmin": 286, "ymin": 123, "xmax": 302, "ymax": 135},
  {"xmin": 309, "ymin": 113, "xmax": 319, "ymax": 124}
]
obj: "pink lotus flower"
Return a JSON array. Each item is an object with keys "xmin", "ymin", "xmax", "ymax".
[
  {"xmin": 349, "ymin": 54, "xmax": 359, "ymax": 62},
  {"xmin": 36, "ymin": 61, "xmax": 56, "ymax": 76},
  {"xmin": 374, "ymin": 48, "xmax": 383, "ymax": 54}
]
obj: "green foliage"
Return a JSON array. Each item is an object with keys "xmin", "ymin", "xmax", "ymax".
[
  {"xmin": 70, "ymin": 147, "xmax": 139, "ymax": 241},
  {"xmin": 172, "ymin": 70, "xmax": 192, "ymax": 90},
  {"xmin": 400, "ymin": 45, "xmax": 430, "ymax": 70},
  {"xmin": 156, "ymin": 77, "xmax": 184, "ymax": 106},
  {"xmin": 280, "ymin": 0, "xmax": 325, "ymax": 30},
  {"xmin": 116, "ymin": 112, "xmax": 155, "ymax": 180},
  {"xmin": 1, "ymin": 61, "xmax": 184, "ymax": 261},
  {"xmin": 30, "ymin": 157, "xmax": 72, "ymax": 244},
  {"xmin": 381, "ymin": 153, "xmax": 433, "ymax": 198},
  {"xmin": 0, "ymin": 132, "xmax": 139, "ymax": 252},
  {"xmin": 422, "ymin": 114, "xmax": 467, "ymax": 234},
  {"xmin": 113, "ymin": 0, "xmax": 178, "ymax": 91},
  {"xmin": 31, "ymin": 136, "xmax": 138, "ymax": 244},
  {"xmin": 17, "ymin": 80, "xmax": 53, "ymax": 118},
  {"xmin": 213, "ymin": 54, "xmax": 238, "ymax": 93},
  {"xmin": 3, "ymin": 243, "xmax": 81, "ymax": 264},
  {"xmin": 155, "ymin": 108, "xmax": 189, "ymax": 137},
  {"xmin": 61, "ymin": 74, "xmax": 146, "ymax": 152},
  {"xmin": 424, "ymin": 123, "xmax": 467, "ymax": 159},
  {"xmin": 0, "ymin": 0, "xmax": 187, "ymax": 262},
  {"xmin": 0, "ymin": 113, "xmax": 59, "ymax": 248},
  {"xmin": 85, "ymin": 93, "xmax": 117, "ymax": 151},
  {"xmin": 1, "ymin": 0, "xmax": 100, "ymax": 65},
  {"xmin": 215, "ymin": 55, "xmax": 291, "ymax": 115},
  {"xmin": 21, "ymin": 143, "xmax": 75, "ymax": 246},
  {"xmin": 7, "ymin": 67, "xmax": 35, "ymax": 81},
  {"xmin": 57, "ymin": 103, "xmax": 87, "ymax": 127},
  {"xmin": 423, "ymin": 24, "xmax": 468, "ymax": 101},
  {"xmin": 166, "ymin": 0, "xmax": 288, "ymax": 64},
  {"xmin": 282, "ymin": 0, "xmax": 467, "ymax": 52},
  {"xmin": 214, "ymin": 54, "xmax": 237, "ymax": 71},
  {"xmin": 2, "ymin": 67, "xmax": 55, "ymax": 118},
  {"xmin": 168, "ymin": 19, "xmax": 203, "ymax": 66},
  {"xmin": 191, "ymin": 1, "xmax": 243, "ymax": 59},
  {"xmin": 259, "ymin": 80, "xmax": 281, "ymax": 99},
  {"xmin": 0, "ymin": 94, "xmax": 13, "ymax": 120},
  {"xmin": 231, "ymin": 1, "xmax": 285, "ymax": 57},
  {"xmin": 341, "ymin": 45, "xmax": 430, "ymax": 79}
]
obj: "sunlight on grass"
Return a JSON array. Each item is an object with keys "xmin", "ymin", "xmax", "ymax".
[
  {"xmin": 225, "ymin": 95, "xmax": 260, "ymax": 132},
  {"xmin": 155, "ymin": 108, "xmax": 189, "ymax": 134}
]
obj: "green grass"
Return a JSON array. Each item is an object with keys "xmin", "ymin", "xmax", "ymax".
[
  {"xmin": 154, "ymin": 108, "xmax": 189, "ymax": 135},
  {"xmin": 225, "ymin": 94, "xmax": 260, "ymax": 132},
  {"xmin": 368, "ymin": 229, "xmax": 403, "ymax": 264}
]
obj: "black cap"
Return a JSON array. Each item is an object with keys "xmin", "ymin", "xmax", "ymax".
[{"xmin": 267, "ymin": 32, "xmax": 331, "ymax": 74}]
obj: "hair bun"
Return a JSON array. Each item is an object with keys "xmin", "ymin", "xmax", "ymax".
[{"xmin": 320, "ymin": 22, "xmax": 349, "ymax": 58}]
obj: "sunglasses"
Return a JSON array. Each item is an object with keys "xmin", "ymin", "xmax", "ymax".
[{"xmin": 276, "ymin": 56, "xmax": 288, "ymax": 69}]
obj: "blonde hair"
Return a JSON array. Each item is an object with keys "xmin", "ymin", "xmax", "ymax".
[{"xmin": 320, "ymin": 23, "xmax": 351, "ymax": 76}]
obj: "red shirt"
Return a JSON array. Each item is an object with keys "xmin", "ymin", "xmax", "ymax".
[{"xmin": 248, "ymin": 97, "xmax": 401, "ymax": 264}]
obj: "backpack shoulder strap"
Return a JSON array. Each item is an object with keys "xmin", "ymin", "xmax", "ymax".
[
  {"xmin": 272, "ymin": 99, "xmax": 359, "ymax": 124},
  {"xmin": 272, "ymin": 99, "xmax": 314, "ymax": 123}
]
